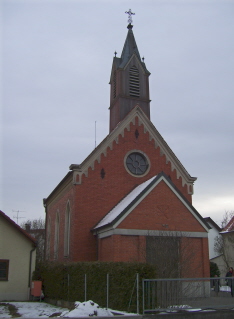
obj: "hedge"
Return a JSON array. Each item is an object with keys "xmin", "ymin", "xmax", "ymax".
[{"xmin": 33, "ymin": 261, "xmax": 157, "ymax": 312}]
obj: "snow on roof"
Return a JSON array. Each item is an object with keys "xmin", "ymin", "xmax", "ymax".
[
  {"xmin": 93, "ymin": 175, "xmax": 157, "ymax": 229},
  {"xmin": 221, "ymin": 216, "xmax": 234, "ymax": 233}
]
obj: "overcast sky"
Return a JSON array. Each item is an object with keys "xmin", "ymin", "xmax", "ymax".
[{"xmin": 1, "ymin": 0, "xmax": 234, "ymax": 226}]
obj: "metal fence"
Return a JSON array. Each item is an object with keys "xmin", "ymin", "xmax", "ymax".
[
  {"xmin": 66, "ymin": 273, "xmax": 141, "ymax": 313},
  {"xmin": 143, "ymin": 277, "xmax": 234, "ymax": 313}
]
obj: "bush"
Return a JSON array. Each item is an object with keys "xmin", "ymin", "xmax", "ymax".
[
  {"xmin": 33, "ymin": 261, "xmax": 157, "ymax": 313},
  {"xmin": 210, "ymin": 261, "xmax": 220, "ymax": 277}
]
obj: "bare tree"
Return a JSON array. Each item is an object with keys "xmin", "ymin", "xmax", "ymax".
[
  {"xmin": 214, "ymin": 211, "xmax": 234, "ymax": 270},
  {"xmin": 143, "ymin": 231, "xmax": 202, "ymax": 278},
  {"xmin": 219, "ymin": 211, "xmax": 234, "ymax": 229},
  {"xmin": 21, "ymin": 218, "xmax": 45, "ymax": 262},
  {"xmin": 21, "ymin": 217, "xmax": 45, "ymax": 230}
]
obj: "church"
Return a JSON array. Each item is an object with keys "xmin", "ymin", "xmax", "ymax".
[{"xmin": 44, "ymin": 12, "xmax": 210, "ymax": 278}]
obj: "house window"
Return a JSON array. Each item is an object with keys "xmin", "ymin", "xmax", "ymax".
[
  {"xmin": 0, "ymin": 260, "xmax": 9, "ymax": 281},
  {"xmin": 64, "ymin": 202, "xmax": 71, "ymax": 257},
  {"xmin": 129, "ymin": 65, "xmax": 140, "ymax": 97}
]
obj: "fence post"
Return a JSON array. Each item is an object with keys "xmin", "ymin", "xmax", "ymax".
[
  {"xmin": 84, "ymin": 274, "xmax": 87, "ymax": 301},
  {"xmin": 142, "ymin": 279, "xmax": 145, "ymax": 315},
  {"xmin": 107, "ymin": 273, "xmax": 109, "ymax": 308}
]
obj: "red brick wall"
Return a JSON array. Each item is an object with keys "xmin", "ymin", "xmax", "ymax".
[
  {"xmin": 118, "ymin": 180, "xmax": 204, "ymax": 233},
  {"xmin": 98, "ymin": 234, "xmax": 209, "ymax": 278},
  {"xmin": 99, "ymin": 235, "xmax": 146, "ymax": 262},
  {"xmin": 45, "ymin": 183, "xmax": 75, "ymax": 261},
  {"xmin": 180, "ymin": 237, "xmax": 210, "ymax": 278},
  {"xmin": 46, "ymin": 119, "xmax": 206, "ymax": 267}
]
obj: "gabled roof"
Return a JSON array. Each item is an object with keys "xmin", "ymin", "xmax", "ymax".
[
  {"xmin": 0, "ymin": 210, "xmax": 37, "ymax": 245},
  {"xmin": 46, "ymin": 105, "xmax": 196, "ymax": 204},
  {"xmin": 221, "ymin": 216, "xmax": 234, "ymax": 234},
  {"xmin": 93, "ymin": 175, "xmax": 156, "ymax": 230},
  {"xmin": 71, "ymin": 105, "xmax": 196, "ymax": 186},
  {"xmin": 92, "ymin": 172, "xmax": 209, "ymax": 233}
]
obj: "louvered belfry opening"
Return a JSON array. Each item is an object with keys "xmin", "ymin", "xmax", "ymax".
[{"xmin": 129, "ymin": 65, "xmax": 140, "ymax": 97}]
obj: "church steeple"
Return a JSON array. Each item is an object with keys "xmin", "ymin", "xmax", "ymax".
[{"xmin": 109, "ymin": 11, "xmax": 151, "ymax": 132}]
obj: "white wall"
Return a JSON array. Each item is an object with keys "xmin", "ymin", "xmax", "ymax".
[
  {"xmin": 0, "ymin": 215, "xmax": 36, "ymax": 300},
  {"xmin": 207, "ymin": 221, "xmax": 221, "ymax": 259}
]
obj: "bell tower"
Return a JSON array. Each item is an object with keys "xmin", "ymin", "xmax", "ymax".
[{"xmin": 109, "ymin": 10, "xmax": 151, "ymax": 132}]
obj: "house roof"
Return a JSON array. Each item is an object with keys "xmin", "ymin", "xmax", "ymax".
[
  {"xmin": 204, "ymin": 217, "xmax": 221, "ymax": 232},
  {"xmin": 221, "ymin": 216, "xmax": 234, "ymax": 234},
  {"xmin": 0, "ymin": 210, "xmax": 37, "ymax": 245},
  {"xmin": 93, "ymin": 172, "xmax": 209, "ymax": 232}
]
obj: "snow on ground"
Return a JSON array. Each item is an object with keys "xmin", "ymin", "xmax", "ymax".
[
  {"xmin": 0, "ymin": 302, "xmax": 68, "ymax": 318},
  {"xmin": 0, "ymin": 300, "xmax": 127, "ymax": 318},
  {"xmin": 61, "ymin": 301, "xmax": 113, "ymax": 317}
]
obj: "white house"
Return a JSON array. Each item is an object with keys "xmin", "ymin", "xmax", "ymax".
[
  {"xmin": 0, "ymin": 210, "xmax": 37, "ymax": 300},
  {"xmin": 204, "ymin": 217, "xmax": 221, "ymax": 260}
]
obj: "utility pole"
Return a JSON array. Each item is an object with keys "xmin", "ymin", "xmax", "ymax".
[{"xmin": 12, "ymin": 210, "xmax": 25, "ymax": 224}]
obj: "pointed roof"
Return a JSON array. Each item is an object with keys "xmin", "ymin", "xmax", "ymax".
[
  {"xmin": 120, "ymin": 26, "xmax": 141, "ymax": 64},
  {"xmin": 45, "ymin": 105, "xmax": 197, "ymax": 204},
  {"xmin": 93, "ymin": 172, "xmax": 209, "ymax": 233},
  {"xmin": 72, "ymin": 106, "xmax": 196, "ymax": 184},
  {"xmin": 112, "ymin": 26, "xmax": 150, "ymax": 73}
]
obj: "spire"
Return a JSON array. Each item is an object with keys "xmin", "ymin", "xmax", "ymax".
[
  {"xmin": 109, "ymin": 11, "xmax": 151, "ymax": 132},
  {"xmin": 119, "ymin": 27, "xmax": 141, "ymax": 68}
]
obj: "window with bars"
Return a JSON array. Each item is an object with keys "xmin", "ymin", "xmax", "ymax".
[
  {"xmin": 129, "ymin": 66, "xmax": 140, "ymax": 97},
  {"xmin": 0, "ymin": 260, "xmax": 9, "ymax": 281}
]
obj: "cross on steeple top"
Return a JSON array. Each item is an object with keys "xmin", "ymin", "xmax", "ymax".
[{"xmin": 125, "ymin": 9, "xmax": 135, "ymax": 25}]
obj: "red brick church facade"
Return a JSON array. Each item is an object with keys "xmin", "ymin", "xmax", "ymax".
[{"xmin": 44, "ymin": 21, "xmax": 210, "ymax": 278}]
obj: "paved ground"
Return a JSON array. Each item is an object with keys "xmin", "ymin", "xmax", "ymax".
[{"xmin": 188, "ymin": 292, "xmax": 234, "ymax": 310}]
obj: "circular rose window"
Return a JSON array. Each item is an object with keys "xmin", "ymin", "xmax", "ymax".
[{"xmin": 126, "ymin": 152, "xmax": 149, "ymax": 176}]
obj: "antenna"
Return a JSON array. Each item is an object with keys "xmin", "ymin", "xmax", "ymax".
[
  {"xmin": 12, "ymin": 210, "xmax": 26, "ymax": 224},
  {"xmin": 95, "ymin": 121, "xmax": 97, "ymax": 148}
]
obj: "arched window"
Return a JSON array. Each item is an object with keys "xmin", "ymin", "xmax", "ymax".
[
  {"xmin": 54, "ymin": 211, "xmax": 60, "ymax": 259},
  {"xmin": 64, "ymin": 202, "xmax": 71, "ymax": 257},
  {"xmin": 129, "ymin": 65, "xmax": 140, "ymax": 97}
]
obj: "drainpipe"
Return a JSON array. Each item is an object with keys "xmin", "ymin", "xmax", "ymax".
[{"xmin": 28, "ymin": 244, "xmax": 37, "ymax": 288}]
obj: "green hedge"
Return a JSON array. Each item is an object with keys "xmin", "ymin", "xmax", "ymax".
[{"xmin": 33, "ymin": 261, "xmax": 157, "ymax": 313}]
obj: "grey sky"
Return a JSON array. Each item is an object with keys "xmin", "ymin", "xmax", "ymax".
[{"xmin": 1, "ymin": 0, "xmax": 234, "ymax": 226}]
